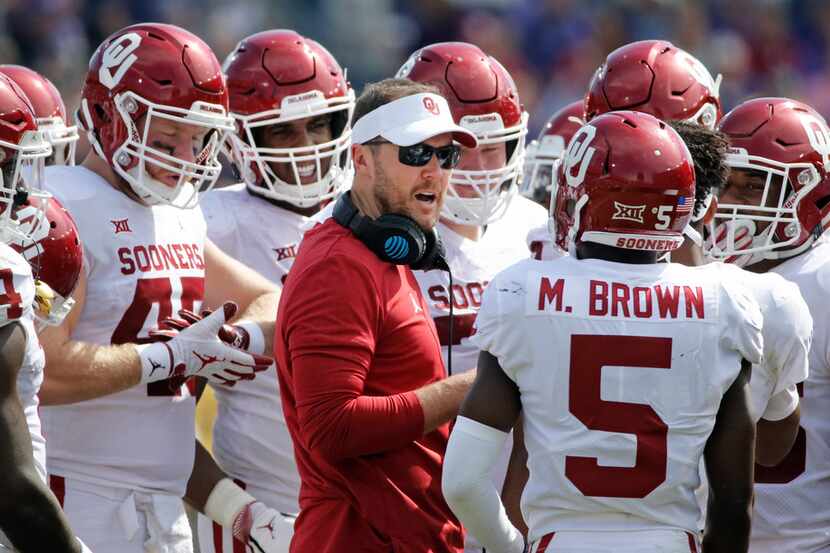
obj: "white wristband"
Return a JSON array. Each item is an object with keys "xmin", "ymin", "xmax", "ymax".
[
  {"xmin": 204, "ymin": 478, "xmax": 256, "ymax": 528},
  {"xmin": 135, "ymin": 342, "xmax": 173, "ymax": 383},
  {"xmin": 236, "ymin": 320, "xmax": 266, "ymax": 356}
]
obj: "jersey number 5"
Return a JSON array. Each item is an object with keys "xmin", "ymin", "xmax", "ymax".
[{"xmin": 566, "ymin": 334, "xmax": 671, "ymax": 498}]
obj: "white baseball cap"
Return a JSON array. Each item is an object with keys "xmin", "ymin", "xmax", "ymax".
[{"xmin": 352, "ymin": 92, "xmax": 478, "ymax": 148}]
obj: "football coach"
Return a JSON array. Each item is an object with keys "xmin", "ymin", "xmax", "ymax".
[{"xmin": 275, "ymin": 78, "xmax": 480, "ymax": 553}]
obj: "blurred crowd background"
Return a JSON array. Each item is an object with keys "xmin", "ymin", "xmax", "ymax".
[{"xmin": 5, "ymin": 0, "xmax": 830, "ymax": 139}]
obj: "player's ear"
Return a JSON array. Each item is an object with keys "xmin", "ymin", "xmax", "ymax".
[{"xmin": 352, "ymin": 143, "xmax": 374, "ymax": 179}]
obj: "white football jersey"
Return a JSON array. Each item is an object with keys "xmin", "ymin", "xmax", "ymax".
[
  {"xmin": 701, "ymin": 262, "xmax": 811, "ymax": 421},
  {"xmin": 471, "ymin": 256, "xmax": 764, "ymax": 543},
  {"xmin": 40, "ymin": 165, "xmax": 206, "ymax": 496},
  {"xmin": 750, "ymin": 240, "xmax": 830, "ymax": 553},
  {"xmin": 200, "ymin": 184, "xmax": 306, "ymax": 513},
  {"xmin": 692, "ymin": 261, "xmax": 812, "ymax": 533},
  {"xmin": 0, "ymin": 243, "xmax": 46, "ymax": 482},
  {"xmin": 415, "ymin": 196, "xmax": 548, "ymax": 375},
  {"xmin": 526, "ymin": 223, "xmax": 564, "ymax": 261}
]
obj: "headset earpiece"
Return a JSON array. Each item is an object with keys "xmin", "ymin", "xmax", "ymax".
[
  {"xmin": 411, "ymin": 227, "xmax": 448, "ymax": 271},
  {"xmin": 333, "ymin": 192, "xmax": 448, "ymax": 271}
]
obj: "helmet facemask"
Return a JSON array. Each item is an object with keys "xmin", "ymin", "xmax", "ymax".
[
  {"xmin": 523, "ymin": 137, "xmax": 565, "ymax": 206},
  {"xmin": 103, "ymin": 91, "xmax": 234, "ymax": 209},
  {"xmin": 38, "ymin": 115, "xmax": 79, "ymax": 165},
  {"xmin": 707, "ymin": 151, "xmax": 821, "ymax": 266},
  {"xmin": 0, "ymin": 129, "xmax": 51, "ymax": 245},
  {"xmin": 230, "ymin": 89, "xmax": 355, "ymax": 208},
  {"xmin": 522, "ymin": 104, "xmax": 585, "ymax": 206},
  {"xmin": 441, "ymin": 111, "xmax": 528, "ymax": 226},
  {"xmin": 545, "ymin": 158, "xmax": 571, "ymax": 254}
]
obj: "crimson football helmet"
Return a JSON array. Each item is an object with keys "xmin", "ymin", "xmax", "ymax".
[
  {"xmin": 0, "ymin": 65, "xmax": 79, "ymax": 165},
  {"xmin": 0, "ymin": 72, "xmax": 52, "ymax": 244},
  {"xmin": 552, "ymin": 111, "xmax": 695, "ymax": 252},
  {"xmin": 521, "ymin": 100, "xmax": 584, "ymax": 206},
  {"xmin": 707, "ymin": 97, "xmax": 830, "ymax": 266},
  {"xmin": 397, "ymin": 42, "xmax": 528, "ymax": 226},
  {"xmin": 77, "ymin": 23, "xmax": 234, "ymax": 209},
  {"xmin": 223, "ymin": 30, "xmax": 354, "ymax": 208},
  {"xmin": 10, "ymin": 195, "xmax": 82, "ymax": 326},
  {"xmin": 585, "ymin": 40, "xmax": 721, "ymax": 129}
]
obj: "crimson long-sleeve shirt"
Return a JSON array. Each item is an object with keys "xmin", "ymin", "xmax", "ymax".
[{"xmin": 275, "ymin": 218, "xmax": 464, "ymax": 553}]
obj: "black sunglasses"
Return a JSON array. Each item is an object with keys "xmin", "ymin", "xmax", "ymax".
[{"xmin": 366, "ymin": 139, "xmax": 461, "ymax": 169}]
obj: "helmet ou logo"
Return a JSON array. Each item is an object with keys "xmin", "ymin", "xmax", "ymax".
[
  {"xmin": 99, "ymin": 32, "xmax": 142, "ymax": 90},
  {"xmin": 562, "ymin": 125, "xmax": 596, "ymax": 188},
  {"xmin": 799, "ymin": 113, "xmax": 830, "ymax": 172}
]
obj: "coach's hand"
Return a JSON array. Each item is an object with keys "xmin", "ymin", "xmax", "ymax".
[{"xmin": 136, "ymin": 302, "xmax": 271, "ymax": 387}]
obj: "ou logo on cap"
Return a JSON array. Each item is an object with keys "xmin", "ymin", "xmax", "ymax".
[{"xmin": 423, "ymin": 97, "xmax": 440, "ymax": 116}]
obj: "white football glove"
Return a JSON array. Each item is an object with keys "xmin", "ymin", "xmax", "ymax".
[
  {"xmin": 233, "ymin": 502, "xmax": 293, "ymax": 553},
  {"xmin": 205, "ymin": 479, "xmax": 293, "ymax": 553},
  {"xmin": 136, "ymin": 302, "xmax": 271, "ymax": 387},
  {"xmin": 77, "ymin": 537, "xmax": 93, "ymax": 553}
]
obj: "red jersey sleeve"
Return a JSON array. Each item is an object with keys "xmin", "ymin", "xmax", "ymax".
[{"xmin": 283, "ymin": 254, "xmax": 425, "ymax": 461}]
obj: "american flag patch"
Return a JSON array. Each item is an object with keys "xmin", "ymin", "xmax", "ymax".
[{"xmin": 676, "ymin": 195, "xmax": 694, "ymax": 213}]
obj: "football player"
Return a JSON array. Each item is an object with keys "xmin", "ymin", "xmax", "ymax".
[
  {"xmin": 584, "ymin": 40, "xmax": 721, "ymax": 129},
  {"xmin": 669, "ymin": 121, "xmax": 810, "ymax": 467},
  {"xmin": 0, "ymin": 72, "xmax": 88, "ymax": 552},
  {"xmin": 194, "ymin": 29, "xmax": 353, "ymax": 553},
  {"xmin": 708, "ymin": 97, "xmax": 830, "ymax": 553},
  {"xmin": 36, "ymin": 23, "xmax": 282, "ymax": 553},
  {"xmin": 522, "ymin": 100, "xmax": 584, "ymax": 261},
  {"xmin": 444, "ymin": 111, "xmax": 762, "ymax": 553},
  {"xmin": 580, "ymin": 42, "xmax": 808, "ymax": 467},
  {"xmin": 521, "ymin": 100, "xmax": 584, "ymax": 210},
  {"xmin": 520, "ymin": 112, "xmax": 812, "ymax": 543},
  {"xmin": 528, "ymin": 39, "xmax": 723, "ymax": 264},
  {"xmin": 396, "ymin": 42, "xmax": 547, "ymax": 553},
  {"xmin": 0, "ymin": 65, "xmax": 79, "ymax": 166}
]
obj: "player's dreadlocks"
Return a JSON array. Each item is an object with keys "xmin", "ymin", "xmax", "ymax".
[{"xmin": 669, "ymin": 120, "xmax": 730, "ymax": 219}]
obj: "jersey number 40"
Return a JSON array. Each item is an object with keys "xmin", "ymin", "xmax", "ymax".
[{"xmin": 111, "ymin": 276, "xmax": 204, "ymax": 397}]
